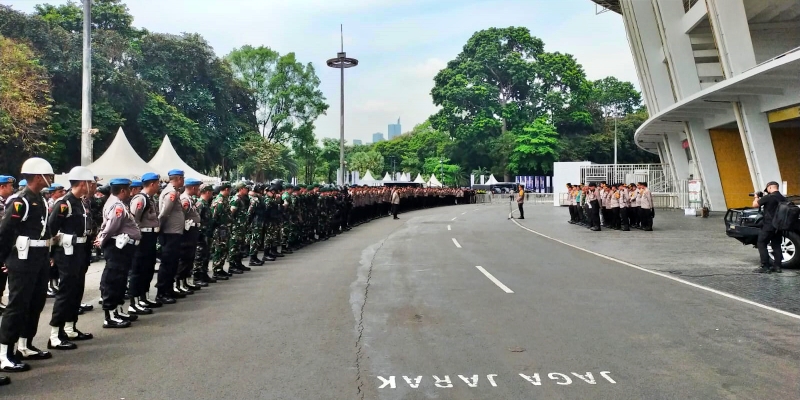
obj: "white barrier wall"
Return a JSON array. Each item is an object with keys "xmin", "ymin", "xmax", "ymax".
[{"xmin": 552, "ymin": 162, "xmax": 592, "ymax": 207}]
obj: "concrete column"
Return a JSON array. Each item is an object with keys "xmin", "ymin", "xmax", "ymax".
[
  {"xmin": 653, "ymin": 0, "xmax": 703, "ymax": 98},
  {"xmin": 735, "ymin": 100, "xmax": 782, "ymax": 190},
  {"xmin": 686, "ymin": 121, "xmax": 727, "ymax": 210},
  {"xmin": 665, "ymin": 133, "xmax": 690, "ymax": 181},
  {"xmin": 705, "ymin": 0, "xmax": 756, "ymax": 77}
]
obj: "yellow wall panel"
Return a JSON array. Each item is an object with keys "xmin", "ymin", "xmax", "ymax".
[
  {"xmin": 771, "ymin": 127, "xmax": 800, "ymax": 196},
  {"xmin": 709, "ymin": 129, "xmax": 751, "ymax": 208}
]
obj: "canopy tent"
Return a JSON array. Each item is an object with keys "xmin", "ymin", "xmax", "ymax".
[
  {"xmin": 148, "ymin": 136, "xmax": 219, "ymax": 183},
  {"xmin": 85, "ymin": 127, "xmax": 154, "ymax": 182},
  {"xmin": 413, "ymin": 174, "xmax": 426, "ymax": 184},
  {"xmin": 427, "ymin": 173, "xmax": 443, "ymax": 187},
  {"xmin": 382, "ymin": 172, "xmax": 393, "ymax": 181},
  {"xmin": 486, "ymin": 174, "xmax": 499, "ymax": 185},
  {"xmin": 360, "ymin": 170, "xmax": 383, "ymax": 186},
  {"xmin": 400, "ymin": 172, "xmax": 410, "ymax": 182}
]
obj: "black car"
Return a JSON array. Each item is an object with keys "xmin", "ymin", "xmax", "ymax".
[{"xmin": 724, "ymin": 195, "xmax": 799, "ymax": 269}]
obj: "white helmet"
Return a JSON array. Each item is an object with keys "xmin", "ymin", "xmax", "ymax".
[
  {"xmin": 67, "ymin": 166, "xmax": 95, "ymax": 181},
  {"xmin": 20, "ymin": 157, "xmax": 54, "ymax": 175}
]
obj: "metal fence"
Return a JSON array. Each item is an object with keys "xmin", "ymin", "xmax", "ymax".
[
  {"xmin": 579, "ymin": 164, "xmax": 677, "ymax": 193},
  {"xmin": 556, "ymin": 180, "xmax": 697, "ymax": 210}
]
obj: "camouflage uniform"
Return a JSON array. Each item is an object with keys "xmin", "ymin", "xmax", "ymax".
[
  {"xmin": 193, "ymin": 193, "xmax": 213, "ymax": 278},
  {"xmin": 247, "ymin": 191, "xmax": 264, "ymax": 259},
  {"xmin": 210, "ymin": 193, "xmax": 232, "ymax": 272},
  {"xmin": 227, "ymin": 192, "xmax": 249, "ymax": 266}
]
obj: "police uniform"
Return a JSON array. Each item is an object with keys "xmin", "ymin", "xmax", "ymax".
[
  {"xmin": 97, "ymin": 179, "xmax": 142, "ymax": 328},
  {"xmin": 177, "ymin": 178, "xmax": 202, "ymax": 292},
  {"xmin": 157, "ymin": 170, "xmax": 187, "ymax": 301},
  {"xmin": 47, "ymin": 190, "xmax": 93, "ymax": 348},
  {"xmin": 129, "ymin": 173, "xmax": 161, "ymax": 309}
]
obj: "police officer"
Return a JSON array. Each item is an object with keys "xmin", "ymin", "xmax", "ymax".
[
  {"xmin": 47, "ymin": 166, "xmax": 96, "ymax": 350},
  {"xmin": 95, "ymin": 178, "xmax": 141, "ymax": 328},
  {"xmin": 129, "ymin": 173, "xmax": 161, "ymax": 311},
  {"xmin": 177, "ymin": 178, "xmax": 202, "ymax": 292},
  {"xmin": 0, "ymin": 158, "xmax": 57, "ymax": 372},
  {"xmin": 157, "ymin": 169, "xmax": 186, "ymax": 303},
  {"xmin": 753, "ymin": 181, "xmax": 786, "ymax": 274},
  {"xmin": 0, "ymin": 175, "xmax": 15, "ymax": 317},
  {"xmin": 193, "ymin": 184, "xmax": 217, "ymax": 284}
]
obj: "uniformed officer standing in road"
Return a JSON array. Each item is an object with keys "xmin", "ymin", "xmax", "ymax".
[
  {"xmin": 95, "ymin": 179, "xmax": 141, "ymax": 328},
  {"xmin": 0, "ymin": 175, "xmax": 16, "ymax": 318},
  {"xmin": 210, "ymin": 182, "xmax": 233, "ymax": 279},
  {"xmin": 0, "ymin": 158, "xmax": 56, "ymax": 374},
  {"xmin": 177, "ymin": 178, "xmax": 202, "ymax": 292},
  {"xmin": 157, "ymin": 170, "xmax": 186, "ymax": 303},
  {"xmin": 247, "ymin": 183, "xmax": 266, "ymax": 266},
  {"xmin": 129, "ymin": 173, "xmax": 161, "ymax": 312},
  {"xmin": 227, "ymin": 182, "xmax": 250, "ymax": 273},
  {"xmin": 46, "ymin": 166, "xmax": 96, "ymax": 351},
  {"xmin": 193, "ymin": 184, "xmax": 217, "ymax": 284}
]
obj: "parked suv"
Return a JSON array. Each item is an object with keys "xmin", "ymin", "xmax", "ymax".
[{"xmin": 724, "ymin": 195, "xmax": 799, "ymax": 269}]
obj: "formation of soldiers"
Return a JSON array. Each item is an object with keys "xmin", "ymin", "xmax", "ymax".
[
  {"xmin": 564, "ymin": 181, "xmax": 655, "ymax": 231},
  {"xmin": 0, "ymin": 156, "xmax": 472, "ymax": 386}
]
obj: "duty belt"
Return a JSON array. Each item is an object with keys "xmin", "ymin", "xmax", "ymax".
[
  {"xmin": 112, "ymin": 236, "xmax": 140, "ymax": 246},
  {"xmin": 140, "ymin": 227, "xmax": 160, "ymax": 233},
  {"xmin": 30, "ymin": 239, "xmax": 52, "ymax": 247},
  {"xmin": 188, "ymin": 222, "xmax": 200, "ymax": 227},
  {"xmin": 59, "ymin": 236, "xmax": 88, "ymax": 245}
]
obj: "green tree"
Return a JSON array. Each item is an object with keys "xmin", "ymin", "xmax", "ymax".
[
  {"xmin": 226, "ymin": 45, "xmax": 328, "ymax": 143},
  {"xmin": 0, "ymin": 35, "xmax": 52, "ymax": 170},
  {"xmin": 349, "ymin": 150, "xmax": 384, "ymax": 176},
  {"xmin": 234, "ymin": 134, "xmax": 286, "ymax": 181},
  {"xmin": 509, "ymin": 117, "xmax": 560, "ymax": 175}
]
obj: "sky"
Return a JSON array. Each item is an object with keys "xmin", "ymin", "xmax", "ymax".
[{"xmin": 4, "ymin": 0, "xmax": 638, "ymax": 144}]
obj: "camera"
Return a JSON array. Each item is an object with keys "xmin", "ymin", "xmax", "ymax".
[{"xmin": 748, "ymin": 191, "xmax": 764, "ymax": 197}]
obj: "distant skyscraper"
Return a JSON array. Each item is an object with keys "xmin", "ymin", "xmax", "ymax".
[
  {"xmin": 388, "ymin": 117, "xmax": 401, "ymax": 140},
  {"xmin": 372, "ymin": 132, "xmax": 384, "ymax": 143},
  {"xmin": 352, "ymin": 139, "xmax": 362, "ymax": 145}
]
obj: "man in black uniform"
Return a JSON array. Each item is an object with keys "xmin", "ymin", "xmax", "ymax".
[
  {"xmin": 0, "ymin": 157, "xmax": 56, "ymax": 373},
  {"xmin": 46, "ymin": 166, "xmax": 96, "ymax": 350},
  {"xmin": 0, "ymin": 175, "xmax": 16, "ymax": 318},
  {"xmin": 95, "ymin": 178, "xmax": 142, "ymax": 328},
  {"xmin": 753, "ymin": 181, "xmax": 786, "ymax": 274}
]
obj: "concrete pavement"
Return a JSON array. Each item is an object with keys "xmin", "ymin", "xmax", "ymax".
[{"xmin": 1, "ymin": 203, "xmax": 798, "ymax": 399}]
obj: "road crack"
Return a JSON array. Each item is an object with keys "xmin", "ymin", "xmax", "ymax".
[{"xmin": 355, "ymin": 238, "xmax": 386, "ymax": 400}]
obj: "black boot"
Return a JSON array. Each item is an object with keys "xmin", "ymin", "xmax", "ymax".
[
  {"xmin": 249, "ymin": 256, "xmax": 264, "ymax": 266},
  {"xmin": 115, "ymin": 306, "xmax": 138, "ymax": 322},
  {"xmin": 236, "ymin": 260, "xmax": 251, "ymax": 272},
  {"xmin": 140, "ymin": 295, "xmax": 163, "ymax": 308},
  {"xmin": 103, "ymin": 309, "xmax": 131, "ymax": 328},
  {"xmin": 263, "ymin": 252, "xmax": 276, "ymax": 262},
  {"xmin": 184, "ymin": 278, "xmax": 202, "ymax": 291},
  {"xmin": 128, "ymin": 298, "xmax": 153, "ymax": 315},
  {"xmin": 213, "ymin": 270, "xmax": 230, "ymax": 280},
  {"xmin": 0, "ymin": 344, "xmax": 29, "ymax": 372}
]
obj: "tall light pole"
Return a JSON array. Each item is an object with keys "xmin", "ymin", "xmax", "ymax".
[
  {"xmin": 327, "ymin": 25, "xmax": 358, "ymax": 186},
  {"xmin": 80, "ymin": 0, "xmax": 93, "ymax": 166},
  {"xmin": 613, "ymin": 115, "xmax": 617, "ymax": 182}
]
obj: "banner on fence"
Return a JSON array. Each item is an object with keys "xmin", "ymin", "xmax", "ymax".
[{"xmin": 688, "ymin": 180, "xmax": 702, "ymax": 204}]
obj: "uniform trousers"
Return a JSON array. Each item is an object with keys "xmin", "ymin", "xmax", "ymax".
[
  {"xmin": 589, "ymin": 200, "xmax": 601, "ymax": 229},
  {"xmin": 611, "ymin": 207, "xmax": 620, "ymax": 229},
  {"xmin": 178, "ymin": 229, "xmax": 199, "ymax": 280},
  {"xmin": 620, "ymin": 207, "xmax": 629, "ymax": 229},
  {"xmin": 391, "ymin": 203, "xmax": 399, "ymax": 218},
  {"xmin": 639, "ymin": 208, "xmax": 654, "ymax": 230},
  {"xmin": 129, "ymin": 232, "xmax": 158, "ymax": 298},
  {"xmin": 101, "ymin": 244, "xmax": 135, "ymax": 310},
  {"xmin": 157, "ymin": 233, "xmax": 182, "ymax": 296},
  {"xmin": 193, "ymin": 233, "xmax": 210, "ymax": 276},
  {"xmin": 757, "ymin": 228, "xmax": 783, "ymax": 267},
  {"xmin": 0, "ymin": 270, "xmax": 7, "ymax": 303},
  {"xmin": 50, "ymin": 243, "xmax": 88, "ymax": 326},
  {"xmin": 0, "ymin": 248, "xmax": 49, "ymax": 344}
]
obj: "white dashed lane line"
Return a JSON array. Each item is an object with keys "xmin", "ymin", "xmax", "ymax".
[
  {"xmin": 447, "ymin": 225, "xmax": 451, "ymax": 231},
  {"xmin": 451, "ymin": 217, "xmax": 457, "ymax": 221},
  {"xmin": 452, "ymin": 238, "xmax": 462, "ymax": 248},
  {"xmin": 475, "ymin": 266, "xmax": 514, "ymax": 294}
]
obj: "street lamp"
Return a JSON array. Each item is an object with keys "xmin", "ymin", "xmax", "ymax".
[{"xmin": 326, "ymin": 25, "xmax": 358, "ymax": 186}]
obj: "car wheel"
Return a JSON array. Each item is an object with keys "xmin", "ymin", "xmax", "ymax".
[{"xmin": 768, "ymin": 231, "xmax": 800, "ymax": 269}]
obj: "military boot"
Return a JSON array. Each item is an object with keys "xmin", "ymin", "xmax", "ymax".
[
  {"xmin": 103, "ymin": 309, "xmax": 131, "ymax": 329},
  {"xmin": 271, "ymin": 247, "xmax": 284, "ymax": 258},
  {"xmin": 249, "ymin": 255, "xmax": 264, "ymax": 266}
]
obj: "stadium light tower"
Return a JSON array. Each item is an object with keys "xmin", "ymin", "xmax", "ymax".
[{"xmin": 326, "ymin": 25, "xmax": 359, "ymax": 185}]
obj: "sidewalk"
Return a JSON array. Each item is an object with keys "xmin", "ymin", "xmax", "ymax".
[{"xmin": 514, "ymin": 206, "xmax": 800, "ymax": 315}]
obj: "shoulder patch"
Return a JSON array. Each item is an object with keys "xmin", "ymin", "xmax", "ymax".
[
  {"xmin": 169, "ymin": 193, "xmax": 176, "ymax": 201},
  {"xmin": 60, "ymin": 203, "xmax": 68, "ymax": 213},
  {"xmin": 115, "ymin": 205, "xmax": 124, "ymax": 217}
]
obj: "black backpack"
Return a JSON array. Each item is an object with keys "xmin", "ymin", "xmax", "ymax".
[{"xmin": 773, "ymin": 201, "xmax": 800, "ymax": 231}]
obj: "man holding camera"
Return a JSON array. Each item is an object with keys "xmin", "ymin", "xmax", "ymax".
[{"xmin": 752, "ymin": 181, "xmax": 786, "ymax": 274}]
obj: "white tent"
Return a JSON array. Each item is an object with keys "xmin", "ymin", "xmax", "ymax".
[
  {"xmin": 428, "ymin": 173, "xmax": 443, "ymax": 187},
  {"xmin": 360, "ymin": 170, "xmax": 382, "ymax": 186},
  {"xmin": 86, "ymin": 127, "xmax": 154, "ymax": 182},
  {"xmin": 400, "ymin": 172, "xmax": 410, "ymax": 182},
  {"xmin": 148, "ymin": 135, "xmax": 218, "ymax": 182},
  {"xmin": 413, "ymin": 174, "xmax": 425, "ymax": 184},
  {"xmin": 486, "ymin": 174, "xmax": 499, "ymax": 185},
  {"xmin": 382, "ymin": 172, "xmax": 392, "ymax": 181}
]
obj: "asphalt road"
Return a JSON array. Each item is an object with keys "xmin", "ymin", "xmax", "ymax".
[{"xmin": 2, "ymin": 204, "xmax": 799, "ymax": 399}]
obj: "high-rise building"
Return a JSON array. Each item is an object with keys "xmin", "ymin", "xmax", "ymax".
[
  {"xmin": 589, "ymin": 0, "xmax": 800, "ymax": 211},
  {"xmin": 388, "ymin": 117, "xmax": 402, "ymax": 139},
  {"xmin": 352, "ymin": 139, "xmax": 363, "ymax": 145},
  {"xmin": 372, "ymin": 132, "xmax": 384, "ymax": 143}
]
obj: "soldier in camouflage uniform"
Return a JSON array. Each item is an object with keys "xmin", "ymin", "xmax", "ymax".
[
  {"xmin": 227, "ymin": 182, "xmax": 250, "ymax": 273},
  {"xmin": 193, "ymin": 184, "xmax": 217, "ymax": 283},
  {"xmin": 210, "ymin": 182, "xmax": 233, "ymax": 279},
  {"xmin": 262, "ymin": 184, "xmax": 282, "ymax": 259},
  {"xmin": 247, "ymin": 183, "xmax": 267, "ymax": 266}
]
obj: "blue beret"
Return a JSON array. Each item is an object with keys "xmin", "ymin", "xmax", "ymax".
[
  {"xmin": 19, "ymin": 179, "xmax": 27, "ymax": 186},
  {"xmin": 184, "ymin": 178, "xmax": 201, "ymax": 186},
  {"xmin": 109, "ymin": 178, "xmax": 132, "ymax": 186},
  {"xmin": 168, "ymin": 169, "xmax": 184, "ymax": 177},
  {"xmin": 130, "ymin": 180, "xmax": 143, "ymax": 188},
  {"xmin": 0, "ymin": 176, "xmax": 15, "ymax": 184},
  {"xmin": 49, "ymin": 184, "xmax": 64, "ymax": 190},
  {"xmin": 141, "ymin": 172, "xmax": 160, "ymax": 182}
]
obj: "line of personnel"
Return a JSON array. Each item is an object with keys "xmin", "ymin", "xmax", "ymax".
[
  {"xmin": 0, "ymin": 157, "xmax": 472, "ymax": 386},
  {"xmin": 564, "ymin": 182, "xmax": 655, "ymax": 231}
]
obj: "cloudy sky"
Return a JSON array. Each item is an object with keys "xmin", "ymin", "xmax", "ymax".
[{"xmin": 5, "ymin": 0, "xmax": 637, "ymax": 144}]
